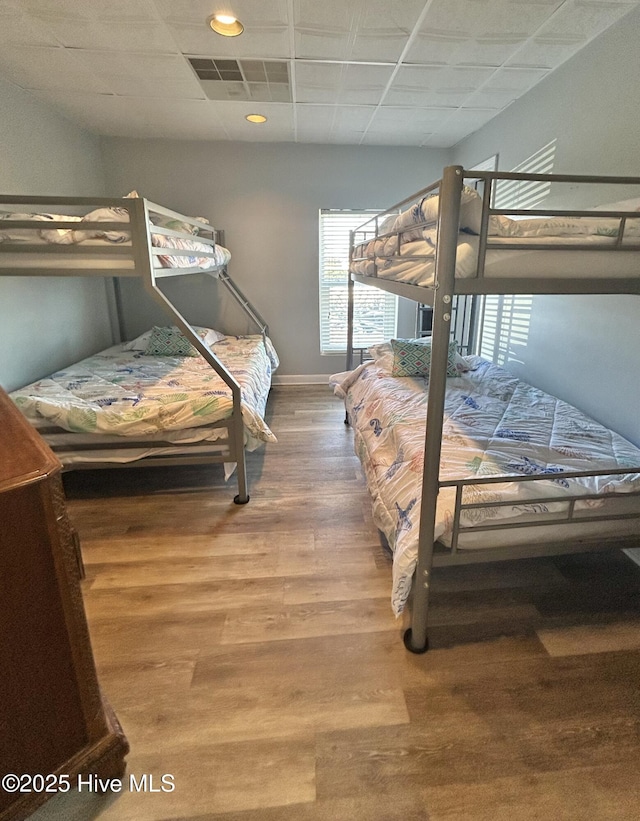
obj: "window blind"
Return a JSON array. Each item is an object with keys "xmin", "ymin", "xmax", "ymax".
[
  {"xmin": 477, "ymin": 141, "xmax": 557, "ymax": 362},
  {"xmin": 493, "ymin": 139, "xmax": 557, "ymax": 211},
  {"xmin": 319, "ymin": 210, "xmax": 397, "ymax": 354}
]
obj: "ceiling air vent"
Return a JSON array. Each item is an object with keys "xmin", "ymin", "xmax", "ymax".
[{"xmin": 187, "ymin": 58, "xmax": 291, "ymax": 102}]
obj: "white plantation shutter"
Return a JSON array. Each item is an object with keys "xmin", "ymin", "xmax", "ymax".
[
  {"xmin": 493, "ymin": 140, "xmax": 557, "ymax": 211},
  {"xmin": 319, "ymin": 210, "xmax": 397, "ymax": 354},
  {"xmin": 477, "ymin": 141, "xmax": 557, "ymax": 363}
]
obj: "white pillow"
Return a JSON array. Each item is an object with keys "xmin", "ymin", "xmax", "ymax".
[
  {"xmin": 122, "ymin": 326, "xmax": 225, "ymax": 351},
  {"xmin": 419, "ymin": 185, "xmax": 484, "ymax": 235}
]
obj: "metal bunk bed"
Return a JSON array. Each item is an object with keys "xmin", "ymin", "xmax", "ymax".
[
  {"xmin": 344, "ymin": 165, "xmax": 640, "ymax": 653},
  {"xmin": 0, "ymin": 194, "xmax": 272, "ymax": 504}
]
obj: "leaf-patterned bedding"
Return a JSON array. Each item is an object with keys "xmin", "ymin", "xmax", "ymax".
[
  {"xmin": 332, "ymin": 356, "xmax": 640, "ymax": 615},
  {"xmin": 11, "ymin": 334, "xmax": 278, "ymax": 449}
]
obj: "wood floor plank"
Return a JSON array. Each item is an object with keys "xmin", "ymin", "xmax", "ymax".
[
  {"xmin": 84, "ymin": 577, "xmax": 286, "ymax": 619},
  {"xmin": 87, "ymin": 611, "xmax": 225, "ymax": 663},
  {"xmin": 28, "ymin": 739, "xmax": 317, "ymax": 820},
  {"xmin": 220, "ymin": 598, "xmax": 399, "ymax": 644},
  {"xmin": 113, "ymin": 678, "xmax": 409, "ymax": 750},
  {"xmin": 421, "ymin": 763, "xmax": 640, "ymax": 820},
  {"xmin": 25, "ymin": 385, "xmax": 640, "ymax": 821},
  {"xmin": 537, "ymin": 619, "xmax": 640, "ymax": 656}
]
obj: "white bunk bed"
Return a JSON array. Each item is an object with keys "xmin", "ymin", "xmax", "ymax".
[
  {"xmin": 0, "ymin": 194, "xmax": 277, "ymax": 504},
  {"xmin": 337, "ymin": 165, "xmax": 640, "ymax": 652}
]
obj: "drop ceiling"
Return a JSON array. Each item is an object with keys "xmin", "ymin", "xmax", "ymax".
[{"xmin": 0, "ymin": 0, "xmax": 637, "ymax": 147}]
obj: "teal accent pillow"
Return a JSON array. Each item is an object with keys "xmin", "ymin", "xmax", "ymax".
[
  {"xmin": 390, "ymin": 339, "xmax": 461, "ymax": 378},
  {"xmin": 144, "ymin": 326, "xmax": 198, "ymax": 357}
]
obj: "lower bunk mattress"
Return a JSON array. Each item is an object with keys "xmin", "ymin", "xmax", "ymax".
[
  {"xmin": 331, "ymin": 353, "xmax": 640, "ymax": 615},
  {"xmin": 10, "ymin": 331, "xmax": 278, "ymax": 466}
]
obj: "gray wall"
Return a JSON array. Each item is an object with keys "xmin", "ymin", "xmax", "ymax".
[
  {"xmin": 0, "ymin": 78, "xmax": 113, "ymax": 392},
  {"xmin": 98, "ymin": 140, "xmax": 450, "ymax": 377},
  {"xmin": 453, "ymin": 5, "xmax": 640, "ymax": 446}
]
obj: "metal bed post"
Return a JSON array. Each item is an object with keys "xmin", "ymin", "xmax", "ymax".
[
  {"xmin": 133, "ymin": 198, "xmax": 251, "ymax": 504},
  {"xmin": 405, "ymin": 165, "xmax": 464, "ymax": 653},
  {"xmin": 346, "ymin": 230, "xmax": 356, "ymax": 373}
]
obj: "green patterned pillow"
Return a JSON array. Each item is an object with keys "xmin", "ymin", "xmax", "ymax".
[
  {"xmin": 144, "ymin": 326, "xmax": 198, "ymax": 356},
  {"xmin": 390, "ymin": 339, "xmax": 461, "ymax": 378}
]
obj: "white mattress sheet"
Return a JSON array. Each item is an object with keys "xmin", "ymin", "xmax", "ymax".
[
  {"xmin": 351, "ymin": 234, "xmax": 640, "ymax": 285},
  {"xmin": 331, "ymin": 356, "xmax": 640, "ymax": 615}
]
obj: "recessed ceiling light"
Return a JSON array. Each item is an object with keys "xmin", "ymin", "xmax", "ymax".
[
  {"xmin": 246, "ymin": 114, "xmax": 267, "ymax": 124},
  {"xmin": 207, "ymin": 13, "xmax": 244, "ymax": 37}
]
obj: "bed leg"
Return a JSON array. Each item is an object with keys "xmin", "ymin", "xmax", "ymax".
[
  {"xmin": 344, "ymin": 411, "xmax": 350, "ymax": 426},
  {"xmin": 234, "ymin": 449, "xmax": 250, "ymax": 504},
  {"xmin": 403, "ymin": 628, "xmax": 429, "ymax": 654}
]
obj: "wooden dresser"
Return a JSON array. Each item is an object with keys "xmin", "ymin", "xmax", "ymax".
[{"xmin": 0, "ymin": 388, "xmax": 128, "ymax": 821}]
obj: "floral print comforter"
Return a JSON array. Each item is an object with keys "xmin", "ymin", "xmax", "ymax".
[
  {"xmin": 11, "ymin": 335, "xmax": 278, "ymax": 448},
  {"xmin": 332, "ymin": 356, "xmax": 640, "ymax": 614}
]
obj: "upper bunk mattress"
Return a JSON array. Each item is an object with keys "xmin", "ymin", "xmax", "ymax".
[
  {"xmin": 331, "ymin": 354, "xmax": 640, "ymax": 615},
  {"xmin": 0, "ymin": 205, "xmax": 230, "ymax": 272},
  {"xmin": 350, "ymin": 185, "xmax": 640, "ymax": 285},
  {"xmin": 11, "ymin": 333, "xmax": 278, "ymax": 449},
  {"xmin": 351, "ymin": 234, "xmax": 640, "ymax": 285}
]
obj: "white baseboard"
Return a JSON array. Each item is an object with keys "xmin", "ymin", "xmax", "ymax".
[
  {"xmin": 272, "ymin": 374, "xmax": 332, "ymax": 386},
  {"xmin": 624, "ymin": 548, "xmax": 640, "ymax": 567}
]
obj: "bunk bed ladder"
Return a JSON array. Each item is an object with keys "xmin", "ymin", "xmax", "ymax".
[
  {"xmin": 133, "ymin": 198, "xmax": 251, "ymax": 505},
  {"xmin": 217, "ymin": 269, "xmax": 270, "ymax": 338}
]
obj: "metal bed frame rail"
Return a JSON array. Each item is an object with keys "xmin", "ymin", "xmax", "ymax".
[
  {"xmin": 443, "ymin": 467, "xmax": 640, "ymax": 554},
  {"xmin": 344, "ymin": 166, "xmax": 640, "ymax": 653},
  {"xmin": 0, "ymin": 194, "xmax": 270, "ymax": 504}
]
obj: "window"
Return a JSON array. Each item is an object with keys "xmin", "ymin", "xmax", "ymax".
[
  {"xmin": 476, "ymin": 140, "xmax": 557, "ymax": 364},
  {"xmin": 319, "ymin": 210, "xmax": 397, "ymax": 354}
]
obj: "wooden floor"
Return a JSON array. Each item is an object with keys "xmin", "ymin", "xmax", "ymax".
[{"xmin": 32, "ymin": 385, "xmax": 640, "ymax": 821}]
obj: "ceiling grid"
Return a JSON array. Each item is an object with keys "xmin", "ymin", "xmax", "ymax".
[{"xmin": 0, "ymin": 0, "xmax": 637, "ymax": 144}]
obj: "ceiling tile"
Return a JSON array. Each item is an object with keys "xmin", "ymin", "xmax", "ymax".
[
  {"xmin": 506, "ymin": 0, "xmax": 638, "ymax": 67},
  {"xmin": 428, "ymin": 106, "xmax": 498, "ymax": 145},
  {"xmin": 406, "ymin": 0, "xmax": 565, "ymax": 65},
  {"xmin": 167, "ymin": 22, "xmax": 291, "ymax": 59},
  {"xmin": 213, "ymin": 101, "xmax": 294, "ymax": 140},
  {"xmin": 294, "ymin": 0, "xmax": 425, "ymax": 62},
  {"xmin": 384, "ymin": 65, "xmax": 496, "ymax": 107},
  {"xmin": 158, "ymin": 0, "xmax": 290, "ymax": 58},
  {"xmin": 370, "ymin": 106, "xmax": 456, "ymax": 135},
  {"xmin": 296, "ymin": 104, "xmax": 373, "ymax": 141},
  {"xmin": 154, "ymin": 0, "xmax": 289, "ymax": 26},
  {"xmin": 0, "ymin": 8, "xmax": 61, "ymax": 47},
  {"xmin": 42, "ymin": 19, "xmax": 179, "ymax": 52},
  {"xmin": 110, "ymin": 76, "xmax": 206, "ymax": 100},
  {"xmin": 21, "ymin": 0, "xmax": 161, "ymax": 23},
  {"xmin": 295, "ymin": 62, "xmax": 394, "ymax": 105},
  {"xmin": 417, "ymin": 0, "xmax": 565, "ymax": 40},
  {"xmin": 362, "ymin": 131, "xmax": 433, "ymax": 146},
  {"xmin": 71, "ymin": 51, "xmax": 196, "ymax": 83},
  {"xmin": 405, "ymin": 34, "xmax": 522, "ymax": 68},
  {"xmin": 28, "ymin": 91, "xmax": 228, "ymax": 139},
  {"xmin": 0, "ymin": 46, "xmax": 112, "ymax": 93},
  {"xmin": 464, "ymin": 66, "xmax": 549, "ymax": 108},
  {"xmin": 347, "ymin": 0, "xmax": 428, "ymax": 62},
  {"xmin": 0, "ymin": 0, "xmax": 637, "ymax": 146}
]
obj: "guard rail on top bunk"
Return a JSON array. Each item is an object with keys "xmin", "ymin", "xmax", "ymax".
[
  {"xmin": 346, "ymin": 165, "xmax": 640, "ymax": 654},
  {"xmin": 0, "ymin": 194, "xmax": 269, "ymax": 504}
]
